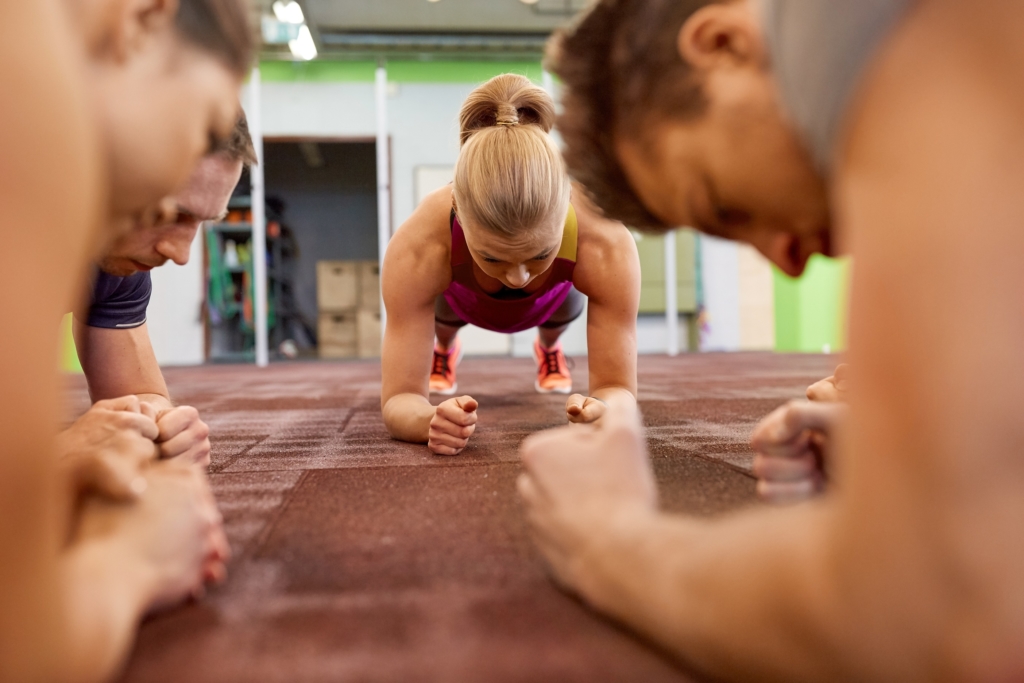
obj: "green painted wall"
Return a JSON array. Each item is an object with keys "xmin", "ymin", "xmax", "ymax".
[
  {"xmin": 773, "ymin": 255, "xmax": 851, "ymax": 353},
  {"xmin": 259, "ymin": 60, "xmax": 544, "ymax": 84},
  {"xmin": 635, "ymin": 230, "xmax": 698, "ymax": 314},
  {"xmin": 61, "ymin": 314, "xmax": 83, "ymax": 374}
]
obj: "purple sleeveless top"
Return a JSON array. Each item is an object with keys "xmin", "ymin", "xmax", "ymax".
[{"xmin": 442, "ymin": 207, "xmax": 578, "ymax": 335}]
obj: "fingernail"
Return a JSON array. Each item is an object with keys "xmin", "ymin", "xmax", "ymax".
[{"xmin": 130, "ymin": 476, "xmax": 148, "ymax": 496}]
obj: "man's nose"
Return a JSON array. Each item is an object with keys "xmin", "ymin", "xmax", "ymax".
[
  {"xmin": 754, "ymin": 232, "xmax": 820, "ymax": 278},
  {"xmin": 156, "ymin": 226, "xmax": 199, "ymax": 266}
]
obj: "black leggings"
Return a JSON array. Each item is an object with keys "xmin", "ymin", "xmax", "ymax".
[{"xmin": 435, "ymin": 286, "xmax": 586, "ymax": 330}]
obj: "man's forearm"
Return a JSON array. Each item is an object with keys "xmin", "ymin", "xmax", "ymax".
[
  {"xmin": 74, "ymin": 321, "xmax": 171, "ymax": 405},
  {"xmin": 582, "ymin": 503, "xmax": 845, "ymax": 683}
]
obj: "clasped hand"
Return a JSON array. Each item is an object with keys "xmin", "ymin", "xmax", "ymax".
[{"xmin": 59, "ymin": 396, "xmax": 212, "ymax": 504}]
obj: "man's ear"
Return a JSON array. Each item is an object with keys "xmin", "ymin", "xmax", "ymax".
[
  {"xmin": 101, "ymin": 0, "xmax": 180, "ymax": 63},
  {"xmin": 677, "ymin": 3, "xmax": 766, "ymax": 72}
]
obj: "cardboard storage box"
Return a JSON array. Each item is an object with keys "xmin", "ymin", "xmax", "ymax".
[
  {"xmin": 318, "ymin": 310, "xmax": 357, "ymax": 359},
  {"xmin": 358, "ymin": 261, "xmax": 381, "ymax": 312},
  {"xmin": 358, "ymin": 309, "xmax": 382, "ymax": 358},
  {"xmin": 317, "ymin": 261, "xmax": 359, "ymax": 311}
]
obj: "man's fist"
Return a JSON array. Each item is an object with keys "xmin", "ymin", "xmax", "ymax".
[
  {"xmin": 428, "ymin": 396, "xmax": 478, "ymax": 455},
  {"xmin": 566, "ymin": 394, "xmax": 606, "ymax": 424},
  {"xmin": 58, "ymin": 396, "xmax": 160, "ymax": 502},
  {"xmin": 518, "ymin": 393, "xmax": 656, "ymax": 594},
  {"xmin": 154, "ymin": 405, "xmax": 212, "ymax": 466},
  {"xmin": 750, "ymin": 400, "xmax": 846, "ymax": 504}
]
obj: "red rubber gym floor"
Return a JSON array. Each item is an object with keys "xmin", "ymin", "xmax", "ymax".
[{"xmin": 67, "ymin": 352, "xmax": 834, "ymax": 682}]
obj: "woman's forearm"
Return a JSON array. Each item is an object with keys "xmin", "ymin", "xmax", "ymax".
[
  {"xmin": 590, "ymin": 385, "xmax": 636, "ymax": 403},
  {"xmin": 382, "ymin": 393, "xmax": 436, "ymax": 443},
  {"xmin": 580, "ymin": 503, "xmax": 845, "ymax": 683},
  {"xmin": 59, "ymin": 537, "xmax": 155, "ymax": 683}
]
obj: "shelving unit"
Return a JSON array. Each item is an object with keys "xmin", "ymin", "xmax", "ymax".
[{"xmin": 204, "ymin": 194, "xmax": 306, "ymax": 362}]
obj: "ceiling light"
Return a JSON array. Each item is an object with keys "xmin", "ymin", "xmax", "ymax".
[
  {"xmin": 519, "ymin": 0, "xmax": 541, "ymax": 4},
  {"xmin": 289, "ymin": 24, "xmax": 317, "ymax": 61},
  {"xmin": 261, "ymin": 15, "xmax": 301, "ymax": 44},
  {"xmin": 273, "ymin": 0, "xmax": 305, "ymax": 24}
]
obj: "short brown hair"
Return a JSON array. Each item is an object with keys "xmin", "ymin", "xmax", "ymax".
[
  {"xmin": 547, "ymin": 0, "xmax": 719, "ymax": 230},
  {"xmin": 176, "ymin": 0, "xmax": 255, "ymax": 77},
  {"xmin": 213, "ymin": 110, "xmax": 258, "ymax": 166}
]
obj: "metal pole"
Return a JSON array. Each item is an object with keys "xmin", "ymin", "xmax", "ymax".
[
  {"xmin": 665, "ymin": 230, "xmax": 680, "ymax": 356},
  {"xmin": 375, "ymin": 63, "xmax": 392, "ymax": 333},
  {"xmin": 249, "ymin": 66, "xmax": 269, "ymax": 368}
]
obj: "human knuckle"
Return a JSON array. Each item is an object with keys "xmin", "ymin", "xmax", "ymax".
[{"xmin": 751, "ymin": 455, "xmax": 767, "ymax": 477}]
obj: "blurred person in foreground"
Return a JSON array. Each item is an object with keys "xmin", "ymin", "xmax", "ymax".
[
  {"xmin": 0, "ymin": 0, "xmax": 253, "ymax": 680},
  {"xmin": 518, "ymin": 1, "xmax": 1024, "ymax": 680}
]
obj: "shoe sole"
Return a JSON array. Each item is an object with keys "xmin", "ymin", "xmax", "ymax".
[
  {"xmin": 535, "ymin": 380, "xmax": 572, "ymax": 395},
  {"xmin": 431, "ymin": 383, "xmax": 458, "ymax": 396}
]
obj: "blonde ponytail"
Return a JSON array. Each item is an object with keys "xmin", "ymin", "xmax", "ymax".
[{"xmin": 453, "ymin": 74, "xmax": 570, "ymax": 238}]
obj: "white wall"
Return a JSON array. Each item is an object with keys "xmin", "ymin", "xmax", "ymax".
[
  {"xmin": 389, "ymin": 83, "xmax": 476, "ymax": 227},
  {"xmin": 242, "ymin": 80, "xmax": 473, "ymax": 228},
  {"xmin": 147, "ymin": 234, "xmax": 205, "ymax": 366},
  {"xmin": 245, "ymin": 81, "xmax": 377, "ymax": 138},
  {"xmin": 737, "ymin": 244, "xmax": 776, "ymax": 350},
  {"xmin": 699, "ymin": 236, "xmax": 741, "ymax": 351}
]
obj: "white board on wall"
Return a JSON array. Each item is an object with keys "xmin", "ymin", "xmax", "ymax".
[{"xmin": 414, "ymin": 165, "xmax": 454, "ymax": 206}]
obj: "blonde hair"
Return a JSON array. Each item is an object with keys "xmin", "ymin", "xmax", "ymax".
[{"xmin": 453, "ymin": 74, "xmax": 571, "ymax": 238}]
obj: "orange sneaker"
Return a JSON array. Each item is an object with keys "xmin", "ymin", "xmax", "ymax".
[
  {"xmin": 430, "ymin": 337, "xmax": 463, "ymax": 395},
  {"xmin": 534, "ymin": 339, "xmax": 573, "ymax": 394}
]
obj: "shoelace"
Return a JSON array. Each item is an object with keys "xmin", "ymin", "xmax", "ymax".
[
  {"xmin": 542, "ymin": 348, "xmax": 563, "ymax": 376},
  {"xmin": 432, "ymin": 349, "xmax": 451, "ymax": 376}
]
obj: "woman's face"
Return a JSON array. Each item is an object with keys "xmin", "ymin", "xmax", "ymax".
[
  {"xmin": 461, "ymin": 217, "xmax": 564, "ymax": 290},
  {"xmin": 91, "ymin": 31, "xmax": 241, "ymax": 224}
]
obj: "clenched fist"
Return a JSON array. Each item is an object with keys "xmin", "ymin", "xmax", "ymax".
[
  {"xmin": 750, "ymin": 400, "xmax": 846, "ymax": 504},
  {"xmin": 565, "ymin": 394, "xmax": 606, "ymax": 424},
  {"xmin": 153, "ymin": 405, "xmax": 211, "ymax": 466},
  {"xmin": 428, "ymin": 396, "xmax": 478, "ymax": 455}
]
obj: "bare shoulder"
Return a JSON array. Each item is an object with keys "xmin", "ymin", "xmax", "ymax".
[
  {"xmin": 572, "ymin": 185, "xmax": 641, "ymax": 299},
  {"xmin": 383, "ymin": 186, "xmax": 454, "ymax": 303}
]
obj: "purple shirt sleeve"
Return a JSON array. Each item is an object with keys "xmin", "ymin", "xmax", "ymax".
[{"xmin": 84, "ymin": 270, "xmax": 153, "ymax": 329}]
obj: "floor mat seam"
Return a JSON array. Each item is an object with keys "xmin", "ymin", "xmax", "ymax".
[
  {"xmin": 245, "ymin": 469, "xmax": 312, "ymax": 562},
  {"xmin": 212, "ymin": 433, "xmax": 272, "ymax": 474}
]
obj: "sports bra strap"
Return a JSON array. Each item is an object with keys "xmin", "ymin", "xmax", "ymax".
[{"xmin": 556, "ymin": 204, "xmax": 578, "ymax": 262}]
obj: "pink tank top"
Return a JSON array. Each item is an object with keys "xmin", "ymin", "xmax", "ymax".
[{"xmin": 442, "ymin": 206, "xmax": 578, "ymax": 335}]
